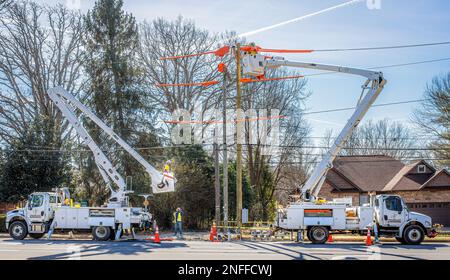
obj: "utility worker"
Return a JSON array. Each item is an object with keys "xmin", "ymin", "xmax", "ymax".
[
  {"xmin": 173, "ymin": 207, "xmax": 184, "ymax": 239},
  {"xmin": 164, "ymin": 160, "xmax": 171, "ymax": 173},
  {"xmin": 157, "ymin": 160, "xmax": 172, "ymax": 189}
]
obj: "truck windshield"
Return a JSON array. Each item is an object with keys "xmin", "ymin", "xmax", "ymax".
[
  {"xmin": 385, "ymin": 196, "xmax": 403, "ymax": 212},
  {"xmin": 30, "ymin": 195, "xmax": 44, "ymax": 208}
]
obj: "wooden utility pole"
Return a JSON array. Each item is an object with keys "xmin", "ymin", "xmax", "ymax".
[
  {"xmin": 235, "ymin": 43, "xmax": 243, "ymax": 229},
  {"xmin": 214, "ymin": 142, "xmax": 220, "ymax": 227},
  {"xmin": 220, "ymin": 62, "xmax": 231, "ymax": 239}
]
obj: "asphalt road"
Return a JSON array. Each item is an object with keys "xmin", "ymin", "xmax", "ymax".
[{"xmin": 0, "ymin": 238, "xmax": 449, "ymax": 260}]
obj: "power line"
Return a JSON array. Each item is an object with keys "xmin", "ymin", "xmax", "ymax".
[
  {"xmin": 1, "ymin": 143, "xmax": 448, "ymax": 154},
  {"xmin": 314, "ymin": 41, "xmax": 450, "ymax": 52},
  {"xmin": 369, "ymin": 58, "xmax": 450, "ymax": 70},
  {"xmin": 304, "ymin": 99, "xmax": 426, "ymax": 115}
]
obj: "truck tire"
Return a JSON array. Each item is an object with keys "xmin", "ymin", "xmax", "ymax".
[
  {"xmin": 92, "ymin": 226, "xmax": 111, "ymax": 241},
  {"xmin": 403, "ymin": 225, "xmax": 425, "ymax": 245},
  {"xmin": 395, "ymin": 236, "xmax": 407, "ymax": 244},
  {"xmin": 9, "ymin": 221, "xmax": 28, "ymax": 240},
  {"xmin": 29, "ymin": 233, "xmax": 46, "ymax": 239},
  {"xmin": 308, "ymin": 226, "xmax": 329, "ymax": 244}
]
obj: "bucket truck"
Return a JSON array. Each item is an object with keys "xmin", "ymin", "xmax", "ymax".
[
  {"xmin": 241, "ymin": 46, "xmax": 436, "ymax": 244},
  {"xmin": 5, "ymin": 87, "xmax": 175, "ymax": 241}
]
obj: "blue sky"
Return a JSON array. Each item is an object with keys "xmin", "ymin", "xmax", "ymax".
[{"xmin": 45, "ymin": 0, "xmax": 450, "ymax": 138}]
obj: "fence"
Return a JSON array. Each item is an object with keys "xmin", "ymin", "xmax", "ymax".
[{"xmin": 0, "ymin": 202, "xmax": 17, "ymax": 214}]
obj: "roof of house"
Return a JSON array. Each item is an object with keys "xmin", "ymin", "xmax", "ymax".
[
  {"xmin": 331, "ymin": 155, "xmax": 404, "ymax": 192},
  {"xmin": 326, "ymin": 155, "xmax": 449, "ymax": 192},
  {"xmin": 420, "ymin": 169, "xmax": 450, "ymax": 189},
  {"xmin": 383, "ymin": 160, "xmax": 435, "ymax": 191}
]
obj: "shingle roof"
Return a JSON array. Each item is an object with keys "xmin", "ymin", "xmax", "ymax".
[
  {"xmin": 420, "ymin": 169, "xmax": 450, "ymax": 189},
  {"xmin": 328, "ymin": 155, "xmax": 405, "ymax": 192},
  {"xmin": 326, "ymin": 155, "xmax": 449, "ymax": 192}
]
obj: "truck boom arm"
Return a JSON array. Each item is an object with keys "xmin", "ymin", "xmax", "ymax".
[
  {"xmin": 48, "ymin": 87, "xmax": 175, "ymax": 206},
  {"xmin": 243, "ymin": 53, "xmax": 386, "ymax": 201}
]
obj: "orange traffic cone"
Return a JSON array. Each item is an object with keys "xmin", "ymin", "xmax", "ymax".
[
  {"xmin": 153, "ymin": 224, "xmax": 161, "ymax": 244},
  {"xmin": 327, "ymin": 232, "xmax": 333, "ymax": 243},
  {"xmin": 365, "ymin": 227, "xmax": 372, "ymax": 246},
  {"xmin": 209, "ymin": 222, "xmax": 217, "ymax": 242}
]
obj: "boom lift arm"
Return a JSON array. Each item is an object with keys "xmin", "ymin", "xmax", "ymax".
[
  {"xmin": 242, "ymin": 52, "xmax": 386, "ymax": 202},
  {"xmin": 47, "ymin": 87, "xmax": 175, "ymax": 207}
]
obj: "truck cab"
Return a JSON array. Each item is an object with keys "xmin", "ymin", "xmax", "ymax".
[
  {"xmin": 374, "ymin": 194, "xmax": 436, "ymax": 244},
  {"xmin": 6, "ymin": 192, "xmax": 57, "ymax": 240}
]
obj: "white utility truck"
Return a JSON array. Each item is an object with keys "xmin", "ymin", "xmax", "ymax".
[
  {"xmin": 240, "ymin": 44, "xmax": 437, "ymax": 245},
  {"xmin": 6, "ymin": 87, "xmax": 175, "ymax": 241}
]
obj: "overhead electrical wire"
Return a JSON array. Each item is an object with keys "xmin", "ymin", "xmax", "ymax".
[{"xmin": 313, "ymin": 41, "xmax": 450, "ymax": 52}]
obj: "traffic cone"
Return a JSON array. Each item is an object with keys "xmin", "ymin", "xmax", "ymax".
[
  {"xmin": 327, "ymin": 232, "xmax": 333, "ymax": 243},
  {"xmin": 153, "ymin": 224, "xmax": 161, "ymax": 244},
  {"xmin": 209, "ymin": 222, "xmax": 217, "ymax": 242},
  {"xmin": 365, "ymin": 228, "xmax": 372, "ymax": 246}
]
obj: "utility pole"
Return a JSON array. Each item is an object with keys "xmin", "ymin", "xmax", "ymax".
[
  {"xmin": 235, "ymin": 43, "xmax": 243, "ymax": 230},
  {"xmin": 214, "ymin": 142, "xmax": 220, "ymax": 227},
  {"xmin": 219, "ymin": 62, "xmax": 231, "ymax": 240}
]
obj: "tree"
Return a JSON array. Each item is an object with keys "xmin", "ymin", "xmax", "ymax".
[
  {"xmin": 321, "ymin": 119, "xmax": 423, "ymax": 161},
  {"xmin": 138, "ymin": 16, "xmax": 230, "ymax": 142},
  {"xmin": 241, "ymin": 68, "xmax": 312, "ymax": 220},
  {"xmin": 0, "ymin": 2, "xmax": 85, "ymax": 145},
  {"xmin": 225, "ymin": 161, "xmax": 252, "ymax": 222},
  {"xmin": 150, "ymin": 145, "xmax": 215, "ymax": 229},
  {"xmin": 414, "ymin": 73, "xmax": 450, "ymax": 168},
  {"xmin": 0, "ymin": 2, "xmax": 84, "ymax": 200},
  {"xmin": 78, "ymin": 0, "xmax": 156, "ymax": 204},
  {"xmin": 0, "ymin": 116, "xmax": 72, "ymax": 203}
]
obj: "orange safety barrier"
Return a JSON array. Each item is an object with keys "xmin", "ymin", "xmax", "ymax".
[{"xmin": 156, "ymin": 80, "xmax": 219, "ymax": 87}]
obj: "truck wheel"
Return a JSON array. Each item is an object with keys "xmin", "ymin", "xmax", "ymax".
[
  {"xmin": 9, "ymin": 221, "xmax": 28, "ymax": 240},
  {"xmin": 92, "ymin": 226, "xmax": 111, "ymax": 241},
  {"xmin": 308, "ymin": 226, "xmax": 329, "ymax": 244},
  {"xmin": 395, "ymin": 236, "xmax": 407, "ymax": 244},
  {"xmin": 403, "ymin": 225, "xmax": 425, "ymax": 245},
  {"xmin": 29, "ymin": 233, "xmax": 45, "ymax": 239}
]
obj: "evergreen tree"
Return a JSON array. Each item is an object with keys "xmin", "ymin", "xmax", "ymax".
[
  {"xmin": 0, "ymin": 117, "xmax": 72, "ymax": 203},
  {"xmin": 79, "ymin": 0, "xmax": 156, "ymax": 204},
  {"xmin": 150, "ymin": 145, "xmax": 215, "ymax": 229}
]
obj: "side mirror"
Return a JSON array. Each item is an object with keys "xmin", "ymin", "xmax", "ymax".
[{"xmin": 28, "ymin": 203, "xmax": 32, "ymax": 210}]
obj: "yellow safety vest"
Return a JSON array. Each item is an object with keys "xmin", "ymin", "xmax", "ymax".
[{"xmin": 173, "ymin": 212, "xmax": 182, "ymax": 223}]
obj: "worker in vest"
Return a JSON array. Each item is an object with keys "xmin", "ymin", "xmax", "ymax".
[
  {"xmin": 173, "ymin": 207, "xmax": 184, "ymax": 239},
  {"xmin": 164, "ymin": 160, "xmax": 171, "ymax": 173}
]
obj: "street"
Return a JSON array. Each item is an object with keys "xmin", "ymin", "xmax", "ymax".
[{"xmin": 0, "ymin": 238, "xmax": 449, "ymax": 260}]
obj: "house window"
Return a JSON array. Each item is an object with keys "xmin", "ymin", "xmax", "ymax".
[{"xmin": 417, "ymin": 165, "xmax": 426, "ymax": 173}]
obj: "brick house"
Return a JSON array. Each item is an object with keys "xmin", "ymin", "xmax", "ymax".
[{"xmin": 317, "ymin": 155, "xmax": 450, "ymax": 226}]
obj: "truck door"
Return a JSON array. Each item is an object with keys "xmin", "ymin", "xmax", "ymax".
[
  {"xmin": 382, "ymin": 196, "xmax": 405, "ymax": 227},
  {"xmin": 28, "ymin": 194, "xmax": 47, "ymax": 223}
]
